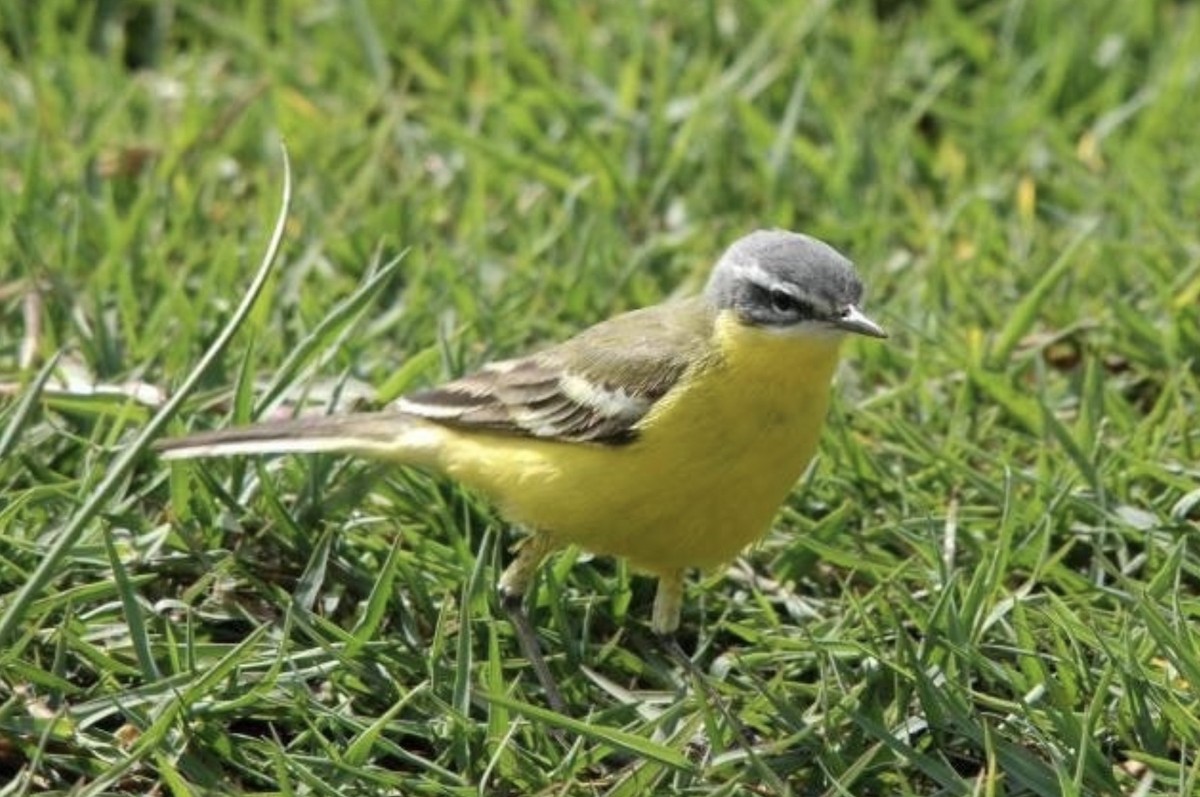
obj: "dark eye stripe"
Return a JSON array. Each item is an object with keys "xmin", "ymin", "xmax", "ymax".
[{"xmin": 768, "ymin": 288, "xmax": 815, "ymax": 317}]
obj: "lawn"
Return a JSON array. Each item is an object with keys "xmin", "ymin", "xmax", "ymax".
[{"xmin": 1, "ymin": 1, "xmax": 1198, "ymax": 794}]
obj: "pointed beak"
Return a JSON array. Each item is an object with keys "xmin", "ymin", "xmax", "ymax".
[{"xmin": 835, "ymin": 304, "xmax": 887, "ymax": 338}]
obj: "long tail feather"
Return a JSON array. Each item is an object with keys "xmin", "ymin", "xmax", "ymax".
[{"xmin": 155, "ymin": 411, "xmax": 427, "ymax": 461}]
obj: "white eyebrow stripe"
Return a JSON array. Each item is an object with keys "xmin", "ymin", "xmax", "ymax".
[
  {"xmin": 733, "ymin": 261, "xmax": 780, "ymax": 290},
  {"xmin": 734, "ymin": 261, "xmax": 812, "ymax": 299},
  {"xmin": 734, "ymin": 262, "xmax": 829, "ymax": 312}
]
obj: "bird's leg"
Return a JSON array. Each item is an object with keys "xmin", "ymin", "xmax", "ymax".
[
  {"xmin": 652, "ymin": 569, "xmax": 702, "ymax": 676},
  {"xmin": 652, "ymin": 570, "xmax": 754, "ymax": 752},
  {"xmin": 497, "ymin": 533, "xmax": 567, "ymax": 714},
  {"xmin": 651, "ymin": 569, "xmax": 685, "ymax": 637}
]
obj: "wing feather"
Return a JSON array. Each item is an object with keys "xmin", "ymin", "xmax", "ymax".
[{"xmin": 394, "ymin": 297, "xmax": 716, "ymax": 444}]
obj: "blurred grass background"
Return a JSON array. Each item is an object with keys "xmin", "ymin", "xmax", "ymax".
[{"xmin": 1, "ymin": 0, "xmax": 1198, "ymax": 794}]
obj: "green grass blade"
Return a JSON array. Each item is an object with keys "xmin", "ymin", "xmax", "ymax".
[
  {"xmin": 484, "ymin": 692, "xmax": 695, "ymax": 771},
  {"xmin": 988, "ymin": 218, "xmax": 1098, "ymax": 367},
  {"xmin": 0, "ymin": 146, "xmax": 293, "ymax": 645}
]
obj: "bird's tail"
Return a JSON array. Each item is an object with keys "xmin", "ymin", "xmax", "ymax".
[{"xmin": 155, "ymin": 411, "xmax": 437, "ymax": 463}]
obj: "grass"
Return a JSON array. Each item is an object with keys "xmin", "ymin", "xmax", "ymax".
[{"xmin": 1, "ymin": 0, "xmax": 1199, "ymax": 794}]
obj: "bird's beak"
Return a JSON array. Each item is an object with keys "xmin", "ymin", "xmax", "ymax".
[{"xmin": 835, "ymin": 305, "xmax": 887, "ymax": 338}]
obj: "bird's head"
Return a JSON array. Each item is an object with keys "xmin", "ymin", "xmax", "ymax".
[{"xmin": 705, "ymin": 229, "xmax": 886, "ymax": 340}]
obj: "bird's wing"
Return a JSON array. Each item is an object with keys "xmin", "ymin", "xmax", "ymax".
[{"xmin": 395, "ymin": 297, "xmax": 717, "ymax": 444}]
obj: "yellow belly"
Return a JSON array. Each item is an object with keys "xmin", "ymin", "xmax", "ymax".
[{"xmin": 431, "ymin": 315, "xmax": 843, "ymax": 576}]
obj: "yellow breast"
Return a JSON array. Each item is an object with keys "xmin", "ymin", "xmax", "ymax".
[{"xmin": 433, "ymin": 312, "xmax": 845, "ymax": 576}]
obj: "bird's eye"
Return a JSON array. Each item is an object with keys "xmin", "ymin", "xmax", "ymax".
[
  {"xmin": 770, "ymin": 289, "xmax": 796, "ymax": 313},
  {"xmin": 769, "ymin": 288, "xmax": 813, "ymax": 317}
]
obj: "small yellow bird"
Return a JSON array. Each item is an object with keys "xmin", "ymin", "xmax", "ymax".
[{"xmin": 158, "ymin": 229, "xmax": 885, "ymax": 709}]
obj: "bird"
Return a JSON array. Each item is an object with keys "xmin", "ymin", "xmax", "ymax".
[{"xmin": 157, "ymin": 229, "xmax": 886, "ymax": 711}]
